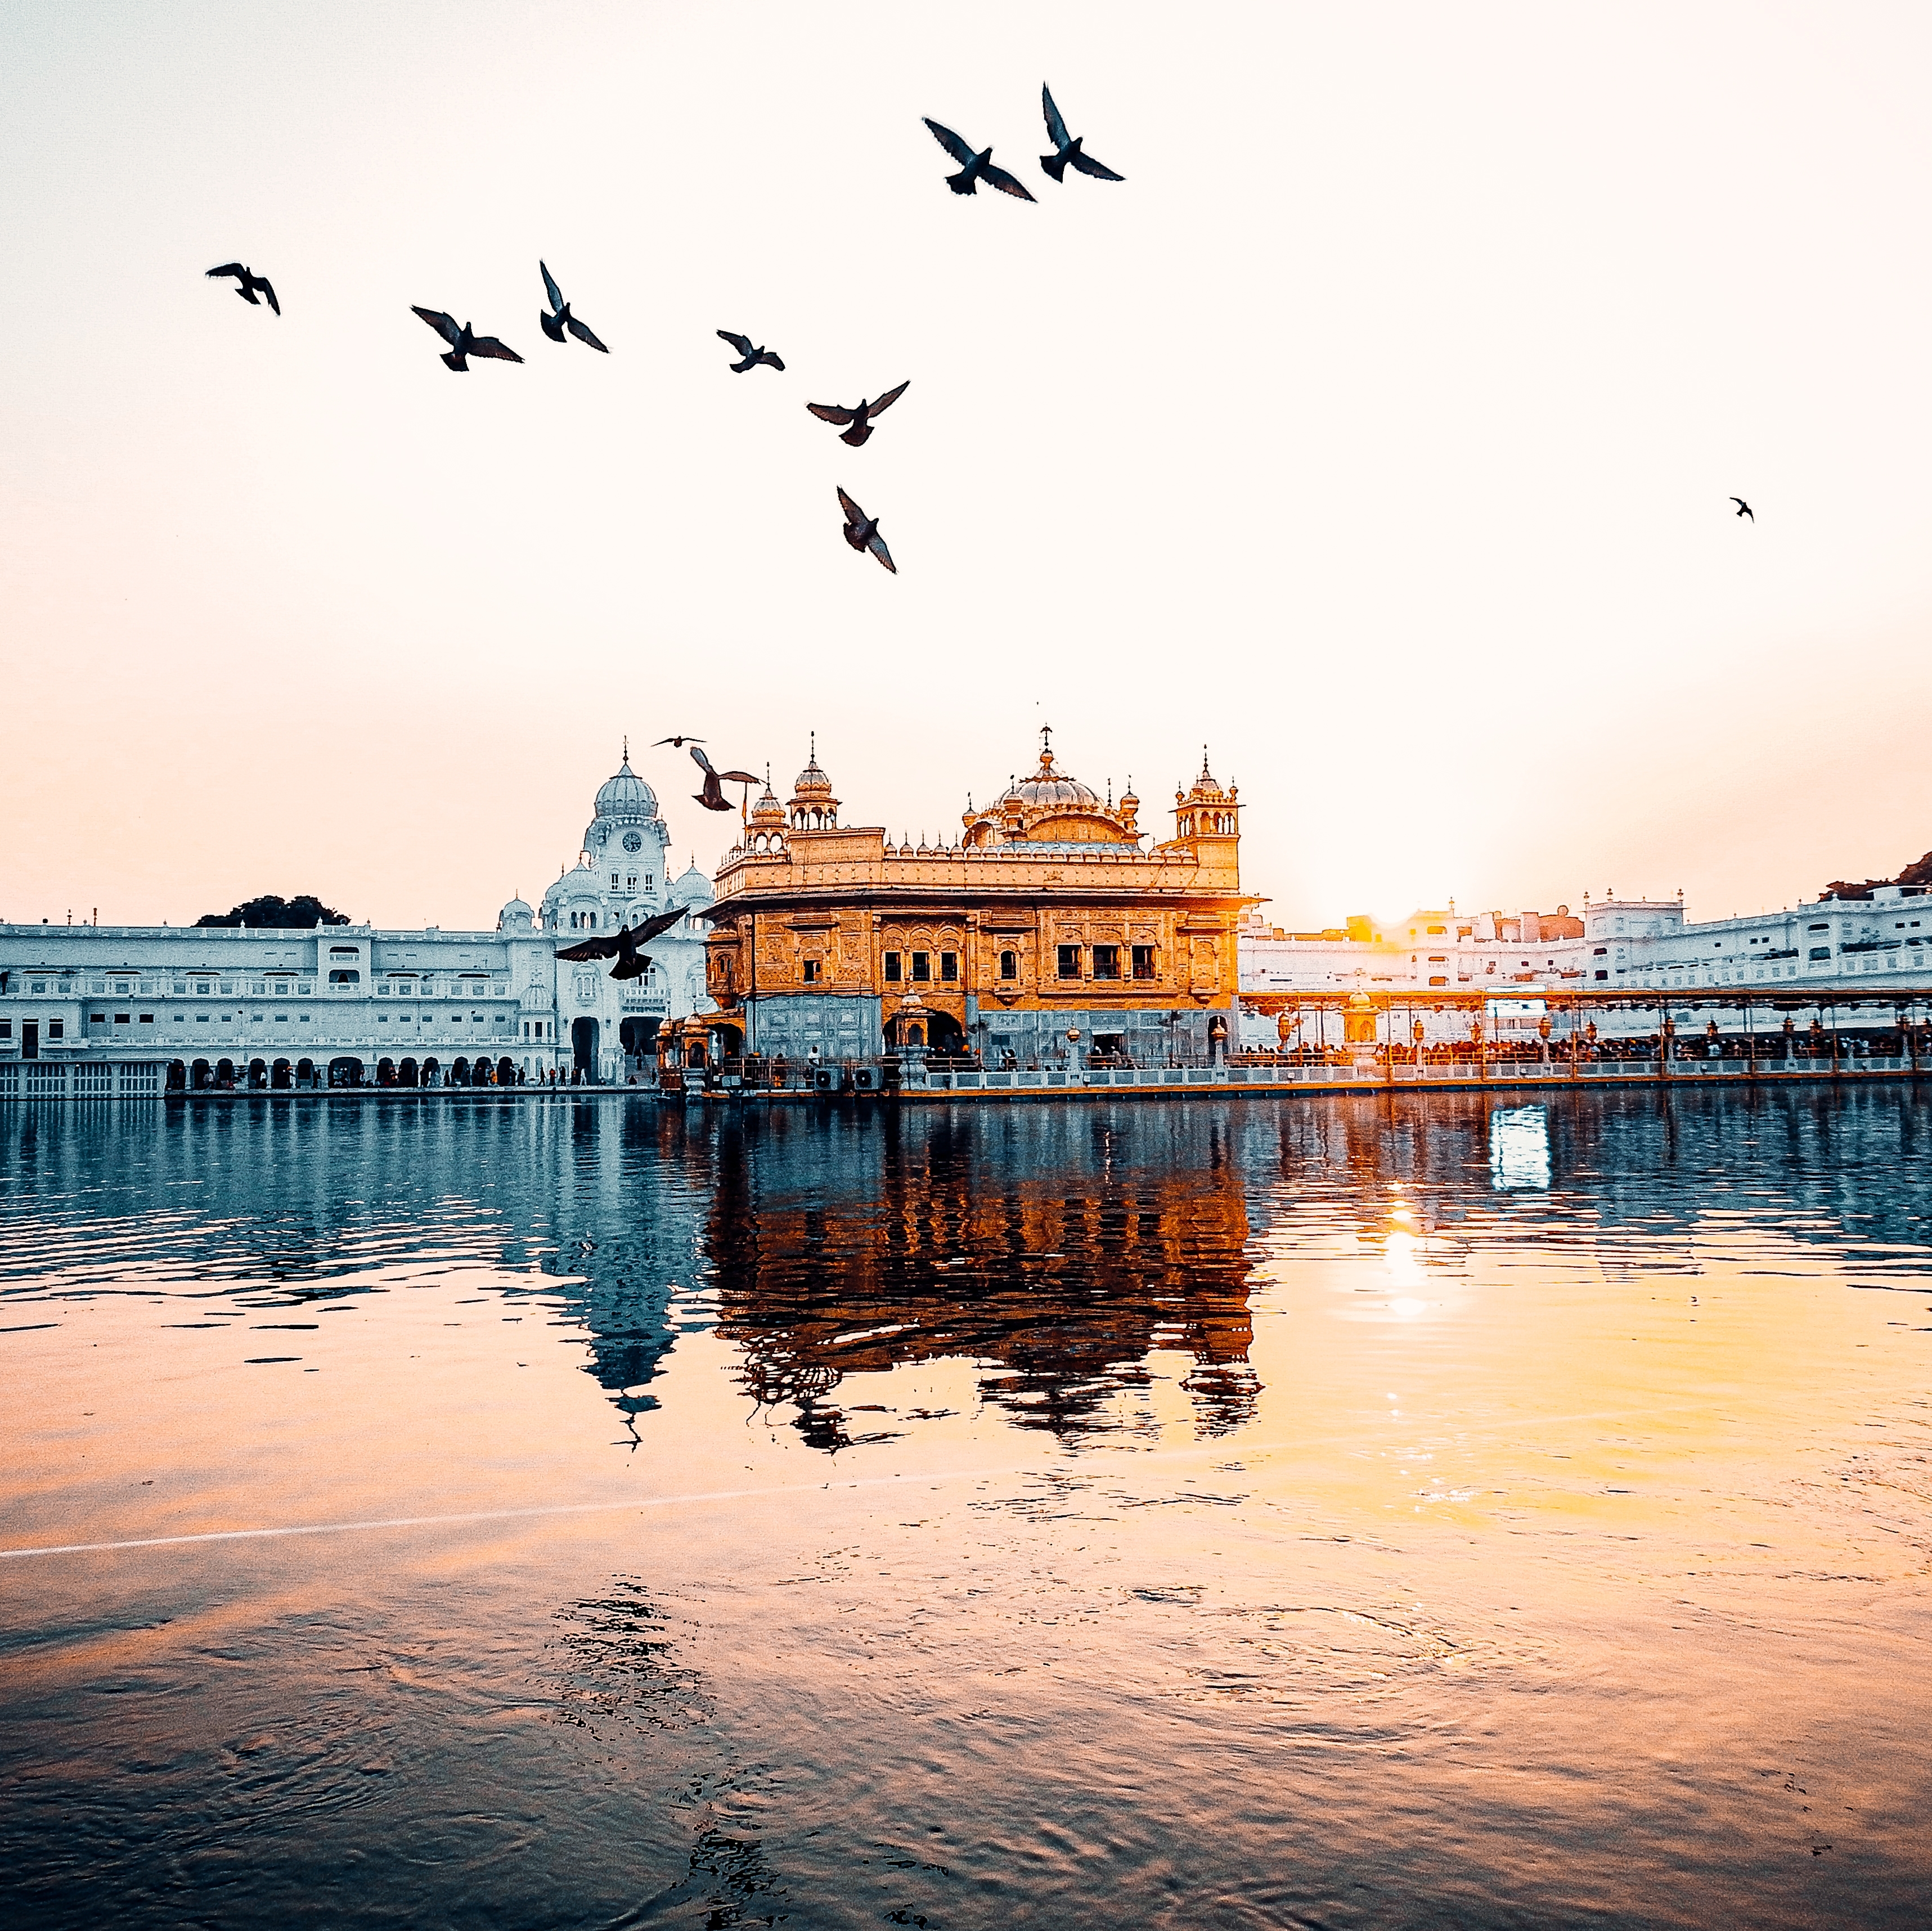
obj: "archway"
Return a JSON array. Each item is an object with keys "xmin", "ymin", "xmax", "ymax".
[
  {"xmin": 191, "ymin": 1059, "xmax": 212, "ymax": 1091},
  {"xmin": 295, "ymin": 1058, "xmax": 314, "ymax": 1089},
  {"xmin": 167, "ymin": 1060, "xmax": 187, "ymax": 1092},
  {"xmin": 215, "ymin": 1058, "xmax": 236, "ymax": 1089},
  {"xmin": 271, "ymin": 1058, "xmax": 291, "ymax": 1090},
  {"xmin": 710, "ymin": 1023, "xmax": 743, "ymax": 1058},
  {"xmin": 421, "ymin": 1057, "xmax": 441, "ymax": 1088},
  {"xmin": 377, "ymin": 1058, "xmax": 396, "ymax": 1087},
  {"xmin": 496, "ymin": 1056, "xmax": 516, "ymax": 1085},
  {"xmin": 622, "ymin": 1019, "xmax": 661, "ymax": 1081},
  {"xmin": 248, "ymin": 1057, "xmax": 267, "ymax": 1090},
  {"xmin": 327, "ymin": 1056, "xmax": 364, "ymax": 1088},
  {"xmin": 451, "ymin": 1056, "xmax": 471, "ymax": 1086},
  {"xmin": 572, "ymin": 1018, "xmax": 600, "ymax": 1084},
  {"xmin": 399, "ymin": 1057, "xmax": 419, "ymax": 1088}
]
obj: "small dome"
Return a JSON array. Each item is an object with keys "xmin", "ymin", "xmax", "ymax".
[
  {"xmin": 594, "ymin": 751, "xmax": 658, "ymax": 821},
  {"xmin": 671, "ymin": 862, "xmax": 715, "ymax": 908},
  {"xmin": 497, "ymin": 895, "xmax": 534, "ymax": 933}
]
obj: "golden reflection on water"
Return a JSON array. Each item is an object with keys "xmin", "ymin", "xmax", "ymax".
[{"xmin": 1, "ymin": 1088, "xmax": 1930, "ymax": 1928}]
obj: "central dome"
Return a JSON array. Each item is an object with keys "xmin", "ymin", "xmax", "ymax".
[
  {"xmin": 595, "ymin": 753, "xmax": 658, "ymax": 821},
  {"xmin": 996, "ymin": 737, "xmax": 1099, "ymax": 810}
]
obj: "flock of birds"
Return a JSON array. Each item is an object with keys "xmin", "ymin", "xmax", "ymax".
[{"xmin": 205, "ymin": 84, "xmax": 1127, "ymax": 577}]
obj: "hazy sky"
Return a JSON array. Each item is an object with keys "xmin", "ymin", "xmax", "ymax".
[{"xmin": 5, "ymin": 3, "xmax": 1930, "ymax": 931}]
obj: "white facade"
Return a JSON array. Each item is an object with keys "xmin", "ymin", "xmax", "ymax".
[
  {"xmin": 0, "ymin": 753, "xmax": 713, "ymax": 1096},
  {"xmin": 1239, "ymin": 885, "xmax": 1932, "ymax": 1048}
]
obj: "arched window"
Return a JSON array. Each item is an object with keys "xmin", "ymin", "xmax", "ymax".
[{"xmin": 1000, "ymin": 949, "xmax": 1018, "ymax": 980}]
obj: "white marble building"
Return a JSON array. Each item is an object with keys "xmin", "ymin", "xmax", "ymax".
[
  {"xmin": 0, "ymin": 751, "xmax": 713, "ymax": 1097},
  {"xmin": 1238, "ymin": 883, "xmax": 1932, "ymax": 1048}
]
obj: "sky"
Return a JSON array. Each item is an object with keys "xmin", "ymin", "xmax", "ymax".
[{"xmin": 4, "ymin": 2, "xmax": 1931, "ymax": 933}]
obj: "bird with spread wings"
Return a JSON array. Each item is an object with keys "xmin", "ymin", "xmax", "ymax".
[
  {"xmin": 1039, "ymin": 84, "xmax": 1125, "ymax": 183},
  {"xmin": 206, "ymin": 262, "xmax": 280, "ymax": 313},
  {"xmin": 837, "ymin": 488, "xmax": 897, "ymax": 573},
  {"xmin": 717, "ymin": 330, "xmax": 785, "ymax": 372},
  {"xmin": 538, "ymin": 262, "xmax": 609, "ymax": 352},
  {"xmin": 922, "ymin": 118, "xmax": 1036, "ymax": 201},
  {"xmin": 411, "ymin": 307, "xmax": 524, "ymax": 372},
  {"xmin": 555, "ymin": 904, "xmax": 689, "ymax": 980},
  {"xmin": 686, "ymin": 742, "xmax": 760, "ymax": 812},
  {"xmin": 806, "ymin": 380, "xmax": 910, "ymax": 448}
]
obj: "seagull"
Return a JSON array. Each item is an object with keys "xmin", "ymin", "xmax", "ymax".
[
  {"xmin": 717, "ymin": 330, "xmax": 784, "ymax": 372},
  {"xmin": 538, "ymin": 262, "xmax": 609, "ymax": 352},
  {"xmin": 1732, "ymin": 497, "xmax": 1754, "ymax": 520},
  {"xmin": 1039, "ymin": 85, "xmax": 1125, "ymax": 183},
  {"xmin": 806, "ymin": 380, "xmax": 910, "ymax": 448},
  {"xmin": 922, "ymin": 118, "xmax": 1036, "ymax": 201},
  {"xmin": 555, "ymin": 904, "xmax": 688, "ymax": 980},
  {"xmin": 837, "ymin": 488, "xmax": 896, "ymax": 574},
  {"xmin": 653, "ymin": 735, "xmax": 706, "ymax": 749},
  {"xmin": 206, "ymin": 262, "xmax": 279, "ymax": 314},
  {"xmin": 687, "ymin": 742, "xmax": 760, "ymax": 812},
  {"xmin": 411, "ymin": 307, "xmax": 523, "ymax": 372}
]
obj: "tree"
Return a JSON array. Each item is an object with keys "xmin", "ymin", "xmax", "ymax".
[{"xmin": 195, "ymin": 894, "xmax": 349, "ymax": 929}]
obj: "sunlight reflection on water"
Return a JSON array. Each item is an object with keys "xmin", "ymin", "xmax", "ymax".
[{"xmin": 2, "ymin": 1087, "xmax": 1931, "ymax": 1928}]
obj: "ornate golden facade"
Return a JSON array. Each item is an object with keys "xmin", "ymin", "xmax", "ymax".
[{"xmin": 701, "ymin": 732, "xmax": 1250, "ymax": 1066}]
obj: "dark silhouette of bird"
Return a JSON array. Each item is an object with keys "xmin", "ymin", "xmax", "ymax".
[
  {"xmin": 687, "ymin": 743, "xmax": 760, "ymax": 812},
  {"xmin": 837, "ymin": 488, "xmax": 896, "ymax": 573},
  {"xmin": 554, "ymin": 903, "xmax": 687, "ymax": 980},
  {"xmin": 1732, "ymin": 497, "xmax": 1754, "ymax": 520},
  {"xmin": 718, "ymin": 330, "xmax": 784, "ymax": 372},
  {"xmin": 412, "ymin": 307, "xmax": 523, "ymax": 372},
  {"xmin": 806, "ymin": 380, "xmax": 910, "ymax": 448},
  {"xmin": 1039, "ymin": 85, "xmax": 1125, "ymax": 183},
  {"xmin": 922, "ymin": 119, "xmax": 1036, "ymax": 200},
  {"xmin": 653, "ymin": 735, "xmax": 706, "ymax": 749},
  {"xmin": 538, "ymin": 262, "xmax": 609, "ymax": 352},
  {"xmin": 206, "ymin": 262, "xmax": 279, "ymax": 313}
]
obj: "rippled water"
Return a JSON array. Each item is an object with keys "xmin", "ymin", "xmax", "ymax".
[{"xmin": 3, "ymin": 1088, "xmax": 1930, "ymax": 1927}]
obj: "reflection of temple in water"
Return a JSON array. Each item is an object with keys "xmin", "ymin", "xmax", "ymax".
[{"xmin": 702, "ymin": 1109, "xmax": 1261, "ymax": 1450}]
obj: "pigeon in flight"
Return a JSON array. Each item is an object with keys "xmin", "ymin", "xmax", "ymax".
[
  {"xmin": 806, "ymin": 380, "xmax": 910, "ymax": 448},
  {"xmin": 1039, "ymin": 85, "xmax": 1125, "ymax": 183},
  {"xmin": 718, "ymin": 330, "xmax": 784, "ymax": 372},
  {"xmin": 687, "ymin": 742, "xmax": 760, "ymax": 812},
  {"xmin": 412, "ymin": 307, "xmax": 523, "ymax": 372},
  {"xmin": 837, "ymin": 488, "xmax": 897, "ymax": 574},
  {"xmin": 922, "ymin": 119, "xmax": 1036, "ymax": 201},
  {"xmin": 206, "ymin": 262, "xmax": 280, "ymax": 314},
  {"xmin": 555, "ymin": 903, "xmax": 688, "ymax": 980},
  {"xmin": 1731, "ymin": 497, "xmax": 1754, "ymax": 520},
  {"xmin": 653, "ymin": 735, "xmax": 706, "ymax": 749},
  {"xmin": 538, "ymin": 262, "xmax": 609, "ymax": 352}
]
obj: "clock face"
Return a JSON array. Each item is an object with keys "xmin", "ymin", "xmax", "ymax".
[{"xmin": 622, "ymin": 830, "xmax": 644, "ymax": 853}]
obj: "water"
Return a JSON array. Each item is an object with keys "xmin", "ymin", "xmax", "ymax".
[{"xmin": 3, "ymin": 1088, "xmax": 1930, "ymax": 1928}]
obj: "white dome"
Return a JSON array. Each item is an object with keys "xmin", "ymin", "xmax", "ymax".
[
  {"xmin": 594, "ymin": 755, "xmax": 658, "ymax": 821},
  {"xmin": 671, "ymin": 862, "xmax": 715, "ymax": 908},
  {"xmin": 497, "ymin": 895, "xmax": 534, "ymax": 932}
]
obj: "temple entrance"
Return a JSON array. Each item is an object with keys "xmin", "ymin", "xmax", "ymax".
[
  {"xmin": 619, "ymin": 1016, "xmax": 659, "ymax": 1081},
  {"xmin": 327, "ymin": 1056, "xmax": 364, "ymax": 1088},
  {"xmin": 572, "ymin": 1017, "xmax": 600, "ymax": 1083}
]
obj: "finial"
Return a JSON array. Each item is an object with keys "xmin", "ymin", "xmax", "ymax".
[
  {"xmin": 1039, "ymin": 722, "xmax": 1054, "ymax": 768},
  {"xmin": 622, "ymin": 733, "xmax": 628, "ymax": 763},
  {"xmin": 1106, "ymin": 776, "xmax": 1113, "ymax": 807},
  {"xmin": 1201, "ymin": 744, "xmax": 1211, "ymax": 777}
]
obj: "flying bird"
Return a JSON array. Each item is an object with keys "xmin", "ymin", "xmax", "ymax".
[
  {"xmin": 806, "ymin": 380, "xmax": 910, "ymax": 448},
  {"xmin": 837, "ymin": 488, "xmax": 896, "ymax": 574},
  {"xmin": 206, "ymin": 262, "xmax": 279, "ymax": 314},
  {"xmin": 718, "ymin": 330, "xmax": 784, "ymax": 372},
  {"xmin": 653, "ymin": 735, "xmax": 706, "ymax": 748},
  {"xmin": 538, "ymin": 262, "xmax": 609, "ymax": 352},
  {"xmin": 554, "ymin": 903, "xmax": 688, "ymax": 980},
  {"xmin": 1731, "ymin": 497, "xmax": 1754, "ymax": 520},
  {"xmin": 412, "ymin": 307, "xmax": 523, "ymax": 372},
  {"xmin": 1039, "ymin": 85, "xmax": 1125, "ymax": 183},
  {"xmin": 922, "ymin": 118, "xmax": 1036, "ymax": 201},
  {"xmin": 687, "ymin": 742, "xmax": 760, "ymax": 812}
]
